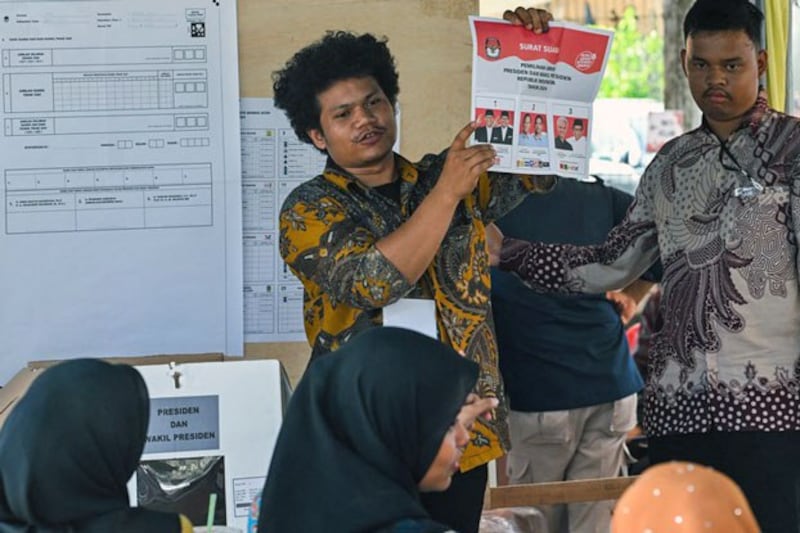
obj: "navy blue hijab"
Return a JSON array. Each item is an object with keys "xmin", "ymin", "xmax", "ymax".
[
  {"xmin": 258, "ymin": 327, "xmax": 479, "ymax": 532},
  {"xmin": 0, "ymin": 359, "xmax": 181, "ymax": 533}
]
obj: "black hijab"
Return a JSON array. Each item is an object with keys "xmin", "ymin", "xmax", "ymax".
[
  {"xmin": 258, "ymin": 327, "xmax": 479, "ymax": 532},
  {"xmin": 0, "ymin": 359, "xmax": 182, "ymax": 533}
]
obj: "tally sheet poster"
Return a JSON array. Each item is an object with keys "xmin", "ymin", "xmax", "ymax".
[
  {"xmin": 239, "ymin": 98, "xmax": 324, "ymax": 343},
  {"xmin": 469, "ymin": 18, "xmax": 613, "ymax": 178},
  {"xmin": 0, "ymin": 0, "xmax": 244, "ymax": 383}
]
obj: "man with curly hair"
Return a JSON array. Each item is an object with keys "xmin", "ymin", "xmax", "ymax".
[{"xmin": 273, "ymin": 8, "xmax": 553, "ymax": 532}]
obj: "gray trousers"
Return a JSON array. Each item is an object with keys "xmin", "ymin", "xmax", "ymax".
[{"xmin": 505, "ymin": 394, "xmax": 637, "ymax": 533}]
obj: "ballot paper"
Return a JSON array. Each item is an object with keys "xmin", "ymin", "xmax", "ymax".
[{"xmin": 470, "ymin": 17, "xmax": 613, "ymax": 179}]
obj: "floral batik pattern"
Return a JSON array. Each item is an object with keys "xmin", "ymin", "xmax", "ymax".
[
  {"xmin": 500, "ymin": 96, "xmax": 800, "ymax": 437},
  {"xmin": 280, "ymin": 151, "xmax": 553, "ymax": 466}
]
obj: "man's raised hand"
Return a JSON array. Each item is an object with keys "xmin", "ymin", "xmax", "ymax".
[
  {"xmin": 503, "ymin": 6, "xmax": 553, "ymax": 33},
  {"xmin": 434, "ymin": 122, "xmax": 497, "ymax": 204}
]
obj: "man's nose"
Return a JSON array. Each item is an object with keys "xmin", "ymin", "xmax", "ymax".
[
  {"xmin": 353, "ymin": 102, "xmax": 376, "ymax": 123},
  {"xmin": 707, "ymin": 65, "xmax": 727, "ymax": 85}
]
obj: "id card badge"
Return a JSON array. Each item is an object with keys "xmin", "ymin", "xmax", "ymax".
[{"xmin": 382, "ymin": 298, "xmax": 438, "ymax": 339}]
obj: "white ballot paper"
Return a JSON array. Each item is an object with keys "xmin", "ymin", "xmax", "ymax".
[
  {"xmin": 0, "ymin": 0, "xmax": 243, "ymax": 383},
  {"xmin": 469, "ymin": 17, "xmax": 613, "ymax": 179}
]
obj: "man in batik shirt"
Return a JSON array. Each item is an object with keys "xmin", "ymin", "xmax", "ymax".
[
  {"xmin": 273, "ymin": 8, "xmax": 554, "ymax": 533},
  {"xmin": 489, "ymin": 1, "xmax": 800, "ymax": 531}
]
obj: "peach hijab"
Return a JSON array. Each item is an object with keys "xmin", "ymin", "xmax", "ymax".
[{"xmin": 612, "ymin": 462, "xmax": 760, "ymax": 532}]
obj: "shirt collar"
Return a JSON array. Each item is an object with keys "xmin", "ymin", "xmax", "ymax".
[{"xmin": 322, "ymin": 153, "xmax": 419, "ymax": 191}]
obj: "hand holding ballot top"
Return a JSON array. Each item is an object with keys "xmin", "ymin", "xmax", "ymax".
[
  {"xmin": 502, "ymin": 6, "xmax": 553, "ymax": 32},
  {"xmin": 469, "ymin": 14, "xmax": 614, "ymax": 178}
]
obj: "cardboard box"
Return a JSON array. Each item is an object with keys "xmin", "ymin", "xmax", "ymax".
[
  {"xmin": 0, "ymin": 353, "xmax": 291, "ymax": 429},
  {"xmin": 0, "ymin": 354, "xmax": 291, "ymax": 531}
]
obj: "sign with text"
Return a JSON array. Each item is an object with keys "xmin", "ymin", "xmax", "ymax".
[
  {"xmin": 470, "ymin": 18, "xmax": 613, "ymax": 178},
  {"xmin": 130, "ymin": 360, "xmax": 285, "ymax": 532},
  {"xmin": 144, "ymin": 395, "xmax": 220, "ymax": 453},
  {"xmin": 647, "ymin": 110, "xmax": 684, "ymax": 153}
]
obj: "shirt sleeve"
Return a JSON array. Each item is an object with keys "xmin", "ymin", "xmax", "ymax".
[
  {"xmin": 279, "ymin": 191, "xmax": 414, "ymax": 310},
  {"xmin": 610, "ymin": 185, "xmax": 663, "ymax": 283},
  {"xmin": 477, "ymin": 172, "xmax": 556, "ymax": 223},
  {"xmin": 498, "ymin": 170, "xmax": 660, "ymax": 293},
  {"xmin": 789, "ymin": 151, "xmax": 800, "ymax": 282}
]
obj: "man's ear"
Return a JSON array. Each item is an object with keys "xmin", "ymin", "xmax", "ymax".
[
  {"xmin": 757, "ymin": 49, "xmax": 768, "ymax": 77},
  {"xmin": 307, "ymin": 128, "xmax": 327, "ymax": 151},
  {"xmin": 680, "ymin": 48, "xmax": 688, "ymax": 78}
]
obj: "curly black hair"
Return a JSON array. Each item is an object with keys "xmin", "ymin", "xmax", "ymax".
[{"xmin": 272, "ymin": 31, "xmax": 400, "ymax": 146}]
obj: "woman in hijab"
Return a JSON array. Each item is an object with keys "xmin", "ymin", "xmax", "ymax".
[
  {"xmin": 257, "ymin": 326, "xmax": 496, "ymax": 532},
  {"xmin": 612, "ymin": 461, "xmax": 760, "ymax": 532},
  {"xmin": 0, "ymin": 358, "xmax": 193, "ymax": 533}
]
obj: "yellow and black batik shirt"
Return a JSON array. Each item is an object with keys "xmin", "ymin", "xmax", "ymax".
[{"xmin": 279, "ymin": 150, "xmax": 552, "ymax": 469}]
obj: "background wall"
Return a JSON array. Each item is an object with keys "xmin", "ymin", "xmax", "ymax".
[{"xmin": 237, "ymin": 0, "xmax": 478, "ymax": 384}]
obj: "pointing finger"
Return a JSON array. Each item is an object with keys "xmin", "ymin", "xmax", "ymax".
[{"xmin": 451, "ymin": 121, "xmax": 480, "ymax": 150}]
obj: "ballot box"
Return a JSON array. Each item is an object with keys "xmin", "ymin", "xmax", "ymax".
[
  {"xmin": 130, "ymin": 359, "xmax": 288, "ymax": 532},
  {"xmin": 0, "ymin": 356, "xmax": 288, "ymax": 533}
]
